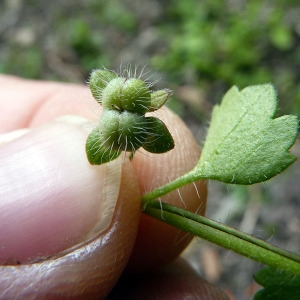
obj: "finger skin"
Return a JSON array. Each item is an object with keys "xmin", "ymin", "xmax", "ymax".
[
  {"xmin": 0, "ymin": 159, "xmax": 141, "ymax": 299},
  {"xmin": 108, "ymin": 258, "xmax": 229, "ymax": 300},
  {"xmin": 0, "ymin": 75, "xmax": 209, "ymax": 297},
  {"xmin": 0, "ymin": 75, "xmax": 207, "ymax": 270},
  {"xmin": 0, "ymin": 75, "xmax": 99, "ymax": 133},
  {"xmin": 0, "ymin": 77, "xmax": 142, "ymax": 297}
]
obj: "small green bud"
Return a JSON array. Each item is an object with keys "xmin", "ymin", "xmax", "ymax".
[{"xmin": 89, "ymin": 69, "xmax": 117, "ymax": 103}]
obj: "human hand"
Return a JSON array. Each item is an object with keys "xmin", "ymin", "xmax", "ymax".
[{"xmin": 0, "ymin": 75, "xmax": 228, "ymax": 299}]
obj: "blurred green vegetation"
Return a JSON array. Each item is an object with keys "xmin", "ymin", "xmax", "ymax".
[
  {"xmin": 0, "ymin": 0, "xmax": 138, "ymax": 80},
  {"xmin": 0, "ymin": 0, "xmax": 299, "ymax": 113},
  {"xmin": 152, "ymin": 0, "xmax": 300, "ymax": 114}
]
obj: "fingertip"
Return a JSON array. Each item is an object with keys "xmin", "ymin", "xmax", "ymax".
[
  {"xmin": 0, "ymin": 117, "xmax": 142, "ymax": 298},
  {"xmin": 0, "ymin": 116, "xmax": 125, "ymax": 263}
]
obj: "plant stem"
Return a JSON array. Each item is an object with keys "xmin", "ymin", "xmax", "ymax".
[
  {"xmin": 141, "ymin": 170, "xmax": 202, "ymax": 204},
  {"xmin": 144, "ymin": 201, "xmax": 300, "ymax": 275}
]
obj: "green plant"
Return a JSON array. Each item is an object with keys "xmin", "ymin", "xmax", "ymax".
[
  {"xmin": 85, "ymin": 67, "xmax": 299, "ymax": 299},
  {"xmin": 86, "ymin": 68, "xmax": 174, "ymax": 164}
]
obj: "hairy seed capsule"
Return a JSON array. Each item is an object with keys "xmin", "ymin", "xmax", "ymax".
[
  {"xmin": 102, "ymin": 77, "xmax": 151, "ymax": 114},
  {"xmin": 100, "ymin": 110, "xmax": 148, "ymax": 152},
  {"xmin": 86, "ymin": 67, "xmax": 175, "ymax": 165}
]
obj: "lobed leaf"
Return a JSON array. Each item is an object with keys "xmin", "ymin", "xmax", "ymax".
[{"xmin": 194, "ymin": 84, "xmax": 298, "ymax": 184}]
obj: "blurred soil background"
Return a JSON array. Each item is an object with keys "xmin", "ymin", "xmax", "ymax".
[{"xmin": 1, "ymin": 0, "xmax": 300, "ymax": 299}]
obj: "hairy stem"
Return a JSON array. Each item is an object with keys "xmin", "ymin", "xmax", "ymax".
[
  {"xmin": 141, "ymin": 170, "xmax": 204, "ymax": 205},
  {"xmin": 144, "ymin": 201, "xmax": 300, "ymax": 275}
]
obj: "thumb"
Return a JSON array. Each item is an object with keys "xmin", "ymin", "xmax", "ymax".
[{"xmin": 0, "ymin": 116, "xmax": 141, "ymax": 299}]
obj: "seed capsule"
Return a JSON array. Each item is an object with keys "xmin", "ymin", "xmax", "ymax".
[
  {"xmin": 100, "ymin": 110, "xmax": 148, "ymax": 152},
  {"xmin": 102, "ymin": 77, "xmax": 151, "ymax": 114},
  {"xmin": 86, "ymin": 67, "xmax": 175, "ymax": 165}
]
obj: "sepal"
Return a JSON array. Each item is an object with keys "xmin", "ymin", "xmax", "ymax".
[
  {"xmin": 148, "ymin": 89, "xmax": 172, "ymax": 112},
  {"xmin": 85, "ymin": 127, "xmax": 121, "ymax": 165},
  {"xmin": 143, "ymin": 117, "xmax": 175, "ymax": 153}
]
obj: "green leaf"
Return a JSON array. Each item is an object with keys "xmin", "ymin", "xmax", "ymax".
[
  {"xmin": 194, "ymin": 84, "xmax": 298, "ymax": 184},
  {"xmin": 142, "ymin": 84, "xmax": 298, "ymax": 203},
  {"xmin": 254, "ymin": 267, "xmax": 300, "ymax": 300},
  {"xmin": 254, "ymin": 266, "xmax": 300, "ymax": 287}
]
